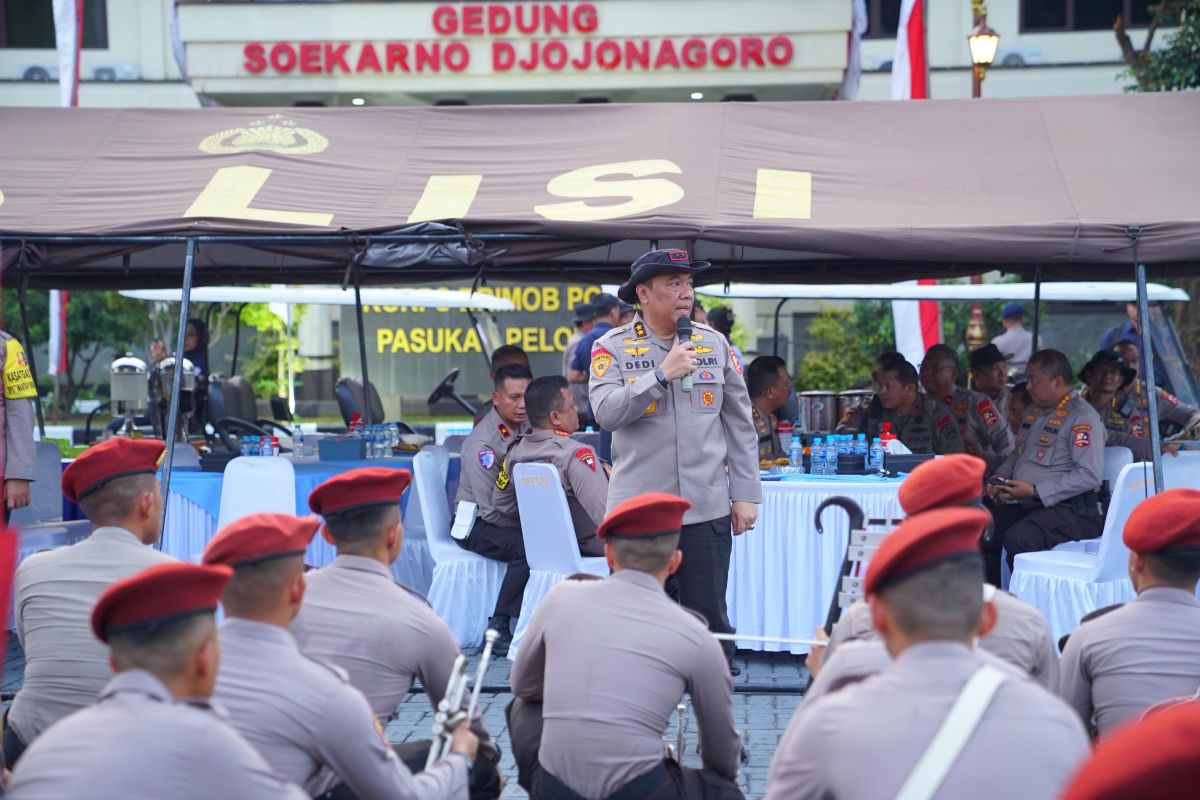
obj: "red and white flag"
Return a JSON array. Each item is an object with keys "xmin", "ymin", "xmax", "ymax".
[
  {"xmin": 892, "ymin": 281, "xmax": 941, "ymax": 368},
  {"xmin": 49, "ymin": 0, "xmax": 81, "ymax": 376},
  {"xmin": 48, "ymin": 291, "xmax": 69, "ymax": 376}
]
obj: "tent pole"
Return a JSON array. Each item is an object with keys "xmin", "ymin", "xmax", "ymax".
[
  {"xmin": 15, "ymin": 280, "xmax": 46, "ymax": 437},
  {"xmin": 772, "ymin": 299, "xmax": 788, "ymax": 357},
  {"xmin": 160, "ymin": 239, "xmax": 196, "ymax": 544},
  {"xmin": 230, "ymin": 303, "xmax": 246, "ymax": 376},
  {"xmin": 1133, "ymin": 255, "xmax": 1164, "ymax": 492},
  {"xmin": 352, "ymin": 272, "xmax": 373, "ymax": 425},
  {"xmin": 1030, "ymin": 264, "xmax": 1043, "ymax": 354}
]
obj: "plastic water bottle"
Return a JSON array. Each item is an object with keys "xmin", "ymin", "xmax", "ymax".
[
  {"xmin": 242, "ymin": 435, "xmax": 258, "ymax": 457},
  {"xmin": 293, "ymin": 426, "xmax": 305, "ymax": 458},
  {"xmin": 827, "ymin": 437, "xmax": 841, "ymax": 475},
  {"xmin": 811, "ymin": 437, "xmax": 825, "ymax": 475},
  {"xmin": 854, "ymin": 433, "xmax": 868, "ymax": 456},
  {"xmin": 869, "ymin": 437, "xmax": 886, "ymax": 472},
  {"xmin": 788, "ymin": 434, "xmax": 804, "ymax": 473}
]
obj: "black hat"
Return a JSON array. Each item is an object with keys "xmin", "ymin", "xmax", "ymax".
[
  {"xmin": 968, "ymin": 343, "xmax": 1006, "ymax": 371},
  {"xmin": 1079, "ymin": 350, "xmax": 1135, "ymax": 389},
  {"xmin": 617, "ymin": 249, "xmax": 710, "ymax": 304},
  {"xmin": 590, "ymin": 293, "xmax": 620, "ymax": 316},
  {"xmin": 572, "ymin": 301, "xmax": 595, "ymax": 324},
  {"xmin": 618, "ymin": 301, "xmax": 635, "ymax": 317}
]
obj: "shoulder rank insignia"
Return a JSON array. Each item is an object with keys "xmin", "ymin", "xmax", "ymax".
[
  {"xmin": 574, "ymin": 447, "xmax": 596, "ymax": 472},
  {"xmin": 591, "ymin": 348, "xmax": 613, "ymax": 378},
  {"xmin": 497, "ymin": 423, "xmax": 512, "ymax": 441},
  {"xmin": 623, "ymin": 346, "xmax": 649, "ymax": 357},
  {"xmin": 634, "ymin": 321, "xmax": 647, "ymax": 338}
]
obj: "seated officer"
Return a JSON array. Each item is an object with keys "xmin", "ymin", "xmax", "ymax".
[
  {"xmin": 920, "ymin": 343, "xmax": 1011, "ymax": 466},
  {"xmin": 204, "ymin": 514, "xmax": 476, "ymax": 800},
  {"xmin": 984, "ymin": 349, "xmax": 1105, "ymax": 587},
  {"xmin": 7, "ymin": 562, "xmax": 307, "ymax": 799},
  {"xmin": 816, "ymin": 455, "xmax": 1059, "ymax": 691},
  {"xmin": 1078, "ymin": 349, "xmax": 1172, "ymax": 462},
  {"xmin": 493, "ymin": 375, "xmax": 607, "ymax": 556},
  {"xmin": 294, "ymin": 467, "xmax": 502, "ymax": 798},
  {"xmin": 7, "ymin": 438, "xmax": 176, "ymax": 764},
  {"xmin": 969, "ymin": 343, "xmax": 1012, "ymax": 421},
  {"xmin": 508, "ymin": 493, "xmax": 743, "ymax": 800},
  {"xmin": 843, "ymin": 358, "xmax": 964, "ymax": 455},
  {"xmin": 474, "ymin": 345, "xmax": 531, "ymax": 426},
  {"xmin": 835, "ymin": 350, "xmax": 906, "ymax": 434},
  {"xmin": 766, "ymin": 507, "xmax": 1089, "ymax": 799},
  {"xmin": 1058, "ymin": 489, "xmax": 1200, "ymax": 739},
  {"xmin": 1112, "ymin": 339, "xmax": 1200, "ymax": 437},
  {"xmin": 747, "ymin": 356, "xmax": 792, "ymax": 462},
  {"xmin": 455, "ymin": 363, "xmax": 533, "ymax": 654}
]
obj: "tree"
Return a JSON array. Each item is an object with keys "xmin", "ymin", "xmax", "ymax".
[
  {"xmin": 797, "ymin": 301, "xmax": 895, "ymax": 391},
  {"xmin": 1117, "ymin": 1, "xmax": 1200, "ymax": 91}
]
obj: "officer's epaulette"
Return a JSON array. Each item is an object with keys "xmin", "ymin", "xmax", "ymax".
[{"xmin": 393, "ymin": 580, "xmax": 433, "ymax": 608}]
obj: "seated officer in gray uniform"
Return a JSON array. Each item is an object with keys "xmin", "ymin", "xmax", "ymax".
[
  {"xmin": 969, "ymin": 343, "xmax": 1013, "ymax": 423},
  {"xmin": 838, "ymin": 358, "xmax": 965, "ymax": 455},
  {"xmin": 766, "ymin": 507, "xmax": 1089, "ymax": 800},
  {"xmin": 294, "ymin": 467, "xmax": 502, "ymax": 798},
  {"xmin": 508, "ymin": 493, "xmax": 743, "ymax": 800},
  {"xmin": 1112, "ymin": 339, "xmax": 1200, "ymax": 437},
  {"xmin": 204, "ymin": 513, "xmax": 475, "ymax": 800},
  {"xmin": 454, "ymin": 363, "xmax": 533, "ymax": 654},
  {"xmin": 984, "ymin": 349, "xmax": 1106, "ymax": 587},
  {"xmin": 6, "ymin": 438, "xmax": 176, "ymax": 765},
  {"xmin": 1058, "ymin": 489, "xmax": 1200, "ymax": 739},
  {"xmin": 493, "ymin": 375, "xmax": 607, "ymax": 556},
  {"xmin": 8, "ymin": 561, "xmax": 307, "ymax": 800},
  {"xmin": 920, "ymin": 344, "xmax": 1011, "ymax": 466}
]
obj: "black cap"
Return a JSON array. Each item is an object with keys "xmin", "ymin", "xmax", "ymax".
[
  {"xmin": 591, "ymin": 293, "xmax": 620, "ymax": 315},
  {"xmin": 617, "ymin": 249, "xmax": 711, "ymax": 304},
  {"xmin": 618, "ymin": 301, "xmax": 635, "ymax": 317},
  {"xmin": 572, "ymin": 301, "xmax": 595, "ymax": 324},
  {"xmin": 968, "ymin": 343, "xmax": 1006, "ymax": 371},
  {"xmin": 1079, "ymin": 350, "xmax": 1135, "ymax": 389}
]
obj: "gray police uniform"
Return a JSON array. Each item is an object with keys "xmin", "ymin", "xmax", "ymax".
[
  {"xmin": 826, "ymin": 591, "xmax": 1059, "ymax": 690},
  {"xmin": 6, "ymin": 670, "xmax": 307, "ymax": 800},
  {"xmin": 839, "ymin": 395, "xmax": 965, "ymax": 455},
  {"xmin": 213, "ymin": 618, "xmax": 469, "ymax": 800},
  {"xmin": 1083, "ymin": 388, "xmax": 1155, "ymax": 462},
  {"xmin": 492, "ymin": 429, "xmax": 608, "ymax": 556},
  {"xmin": 509, "ymin": 570, "xmax": 742, "ymax": 800},
  {"xmin": 939, "ymin": 387, "xmax": 1012, "ymax": 465},
  {"xmin": 1115, "ymin": 379, "xmax": 1200, "ymax": 437},
  {"xmin": 985, "ymin": 391, "xmax": 1105, "ymax": 586},
  {"xmin": 766, "ymin": 641, "xmax": 1089, "ymax": 800},
  {"xmin": 454, "ymin": 406, "xmax": 531, "ymax": 619},
  {"xmin": 8, "ymin": 527, "xmax": 176, "ymax": 750},
  {"xmin": 589, "ymin": 315, "xmax": 760, "ymax": 659},
  {"xmin": 1058, "ymin": 586, "xmax": 1200, "ymax": 738}
]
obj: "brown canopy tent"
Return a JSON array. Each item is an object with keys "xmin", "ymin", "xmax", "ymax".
[{"xmin": 2, "ymin": 92, "xmax": 1196, "ymax": 489}]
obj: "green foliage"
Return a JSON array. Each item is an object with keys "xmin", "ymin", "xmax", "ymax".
[
  {"xmin": 231, "ymin": 303, "xmax": 305, "ymax": 397},
  {"xmin": 798, "ymin": 301, "xmax": 895, "ymax": 391},
  {"xmin": 1124, "ymin": 1, "xmax": 1200, "ymax": 91}
]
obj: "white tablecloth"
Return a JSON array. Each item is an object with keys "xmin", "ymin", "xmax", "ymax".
[{"xmin": 726, "ymin": 478, "xmax": 903, "ymax": 654}]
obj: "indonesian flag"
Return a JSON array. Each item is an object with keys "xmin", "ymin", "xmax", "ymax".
[
  {"xmin": 52, "ymin": 0, "xmax": 84, "ymax": 108},
  {"xmin": 892, "ymin": 281, "xmax": 941, "ymax": 369},
  {"xmin": 48, "ymin": 291, "xmax": 69, "ymax": 376}
]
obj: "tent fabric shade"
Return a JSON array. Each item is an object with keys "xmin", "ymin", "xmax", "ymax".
[{"xmin": 1, "ymin": 92, "xmax": 1198, "ymax": 289}]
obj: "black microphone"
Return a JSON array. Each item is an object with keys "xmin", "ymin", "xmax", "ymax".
[{"xmin": 676, "ymin": 317, "xmax": 693, "ymax": 394}]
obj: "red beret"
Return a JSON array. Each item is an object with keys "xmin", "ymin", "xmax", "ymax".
[
  {"xmin": 308, "ymin": 467, "xmax": 411, "ymax": 517},
  {"xmin": 62, "ymin": 438, "xmax": 166, "ymax": 504},
  {"xmin": 898, "ymin": 454, "xmax": 986, "ymax": 515},
  {"xmin": 1122, "ymin": 489, "xmax": 1200, "ymax": 554},
  {"xmin": 202, "ymin": 513, "xmax": 320, "ymax": 568},
  {"xmin": 91, "ymin": 562, "xmax": 232, "ymax": 642},
  {"xmin": 1062, "ymin": 701, "xmax": 1200, "ymax": 800},
  {"xmin": 865, "ymin": 506, "xmax": 990, "ymax": 596},
  {"xmin": 597, "ymin": 493, "xmax": 691, "ymax": 539}
]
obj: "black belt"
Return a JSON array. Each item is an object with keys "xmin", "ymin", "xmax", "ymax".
[{"xmin": 537, "ymin": 761, "xmax": 672, "ymax": 800}]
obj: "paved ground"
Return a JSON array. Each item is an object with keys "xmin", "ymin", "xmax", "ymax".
[{"xmin": 3, "ymin": 639, "xmax": 810, "ymax": 799}]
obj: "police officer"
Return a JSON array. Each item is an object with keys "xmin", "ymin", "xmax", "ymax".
[
  {"xmin": 919, "ymin": 344, "xmax": 1011, "ymax": 465},
  {"xmin": 473, "ymin": 345, "xmax": 531, "ymax": 426},
  {"xmin": 6, "ymin": 562, "xmax": 307, "ymax": 800},
  {"xmin": 0, "ymin": 328, "xmax": 37, "ymax": 521},
  {"xmin": 834, "ymin": 350, "xmax": 907, "ymax": 435},
  {"xmin": 1111, "ymin": 339, "xmax": 1200, "ymax": 437},
  {"xmin": 7, "ymin": 438, "xmax": 176, "ymax": 764},
  {"xmin": 969, "ymin": 343, "xmax": 1012, "ymax": 422},
  {"xmin": 204, "ymin": 513, "xmax": 475, "ymax": 800},
  {"xmin": 589, "ymin": 249, "xmax": 760, "ymax": 672},
  {"xmin": 295, "ymin": 468, "xmax": 502, "ymax": 798},
  {"xmin": 508, "ymin": 493, "xmax": 743, "ymax": 800},
  {"xmin": 766, "ymin": 507, "xmax": 1089, "ymax": 799},
  {"xmin": 1058, "ymin": 489, "xmax": 1200, "ymax": 738},
  {"xmin": 747, "ymin": 356, "xmax": 791, "ymax": 463},
  {"xmin": 492, "ymin": 376, "xmax": 607, "ymax": 555},
  {"xmin": 563, "ymin": 302, "xmax": 596, "ymax": 420},
  {"xmin": 984, "ymin": 349, "xmax": 1106, "ymax": 587},
  {"xmin": 840, "ymin": 357, "xmax": 965, "ymax": 455},
  {"xmin": 1079, "ymin": 350, "xmax": 1168, "ymax": 462},
  {"xmin": 454, "ymin": 363, "xmax": 533, "ymax": 653}
]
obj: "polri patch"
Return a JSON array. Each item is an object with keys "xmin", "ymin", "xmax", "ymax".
[
  {"xmin": 978, "ymin": 400, "xmax": 1000, "ymax": 427},
  {"xmin": 478, "ymin": 446, "xmax": 496, "ymax": 470},
  {"xmin": 574, "ymin": 447, "xmax": 597, "ymax": 471},
  {"xmin": 1073, "ymin": 424, "xmax": 1092, "ymax": 448}
]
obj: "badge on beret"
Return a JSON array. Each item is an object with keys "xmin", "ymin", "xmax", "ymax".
[
  {"xmin": 478, "ymin": 446, "xmax": 496, "ymax": 470},
  {"xmin": 978, "ymin": 400, "xmax": 1000, "ymax": 427},
  {"xmin": 623, "ymin": 346, "xmax": 649, "ymax": 357},
  {"xmin": 729, "ymin": 346, "xmax": 742, "ymax": 373},
  {"xmin": 634, "ymin": 321, "xmax": 647, "ymax": 339},
  {"xmin": 591, "ymin": 349, "xmax": 613, "ymax": 378},
  {"xmin": 702, "ymin": 390, "xmax": 715, "ymax": 406},
  {"xmin": 497, "ymin": 423, "xmax": 512, "ymax": 441},
  {"xmin": 695, "ymin": 345, "xmax": 713, "ymax": 355},
  {"xmin": 1073, "ymin": 424, "xmax": 1092, "ymax": 448},
  {"xmin": 574, "ymin": 447, "xmax": 596, "ymax": 472}
]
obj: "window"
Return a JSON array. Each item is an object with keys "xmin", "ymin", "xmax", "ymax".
[
  {"xmin": 864, "ymin": 0, "xmax": 902, "ymax": 40},
  {"xmin": 1021, "ymin": 0, "xmax": 1170, "ymax": 33},
  {"xmin": 0, "ymin": 0, "xmax": 108, "ymax": 49}
]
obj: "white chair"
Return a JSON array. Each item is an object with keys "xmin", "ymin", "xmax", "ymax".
[
  {"xmin": 216, "ymin": 456, "xmax": 297, "ymax": 527},
  {"xmin": 10, "ymin": 441, "xmax": 91, "ymax": 540},
  {"xmin": 418, "ymin": 447, "xmax": 506, "ymax": 648},
  {"xmin": 508, "ymin": 462, "xmax": 608, "ymax": 660},
  {"xmin": 392, "ymin": 469, "xmax": 435, "ymax": 595},
  {"xmin": 1053, "ymin": 446, "xmax": 1134, "ymax": 557},
  {"xmin": 1010, "ymin": 461, "xmax": 1156, "ymax": 641}
]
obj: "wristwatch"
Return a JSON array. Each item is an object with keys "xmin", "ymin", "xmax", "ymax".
[{"xmin": 653, "ymin": 368, "xmax": 669, "ymax": 388}]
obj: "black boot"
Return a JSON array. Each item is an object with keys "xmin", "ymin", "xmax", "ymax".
[{"xmin": 488, "ymin": 615, "xmax": 513, "ymax": 657}]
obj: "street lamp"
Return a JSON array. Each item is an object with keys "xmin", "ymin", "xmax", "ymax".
[{"xmin": 968, "ymin": 20, "xmax": 1000, "ymax": 98}]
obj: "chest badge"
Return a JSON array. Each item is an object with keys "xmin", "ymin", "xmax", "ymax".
[
  {"xmin": 623, "ymin": 346, "xmax": 649, "ymax": 357},
  {"xmin": 698, "ymin": 369, "xmax": 716, "ymax": 381},
  {"xmin": 702, "ymin": 390, "xmax": 715, "ymax": 407}
]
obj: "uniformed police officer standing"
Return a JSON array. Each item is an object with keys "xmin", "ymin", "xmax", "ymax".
[
  {"xmin": 493, "ymin": 376, "xmax": 607, "ymax": 555},
  {"xmin": 6, "ymin": 438, "xmax": 176, "ymax": 765},
  {"xmin": 508, "ymin": 493, "xmax": 743, "ymax": 800},
  {"xmin": 1111, "ymin": 339, "xmax": 1200, "ymax": 437},
  {"xmin": 294, "ymin": 467, "xmax": 502, "ymax": 798},
  {"xmin": 454, "ymin": 363, "xmax": 533, "ymax": 654},
  {"xmin": 7, "ymin": 562, "xmax": 308, "ymax": 800},
  {"xmin": 766, "ymin": 507, "xmax": 1089, "ymax": 799},
  {"xmin": 920, "ymin": 344, "xmax": 1011, "ymax": 466},
  {"xmin": 984, "ymin": 349, "xmax": 1105, "ymax": 587},
  {"xmin": 589, "ymin": 249, "xmax": 760, "ymax": 672},
  {"xmin": 837, "ymin": 357, "xmax": 965, "ymax": 455},
  {"xmin": 203, "ymin": 513, "xmax": 475, "ymax": 800},
  {"xmin": 1058, "ymin": 489, "xmax": 1200, "ymax": 738},
  {"xmin": 0, "ymin": 328, "xmax": 37, "ymax": 521}
]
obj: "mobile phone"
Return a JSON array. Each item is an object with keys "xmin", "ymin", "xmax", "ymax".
[{"xmin": 987, "ymin": 476, "xmax": 1009, "ymax": 486}]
